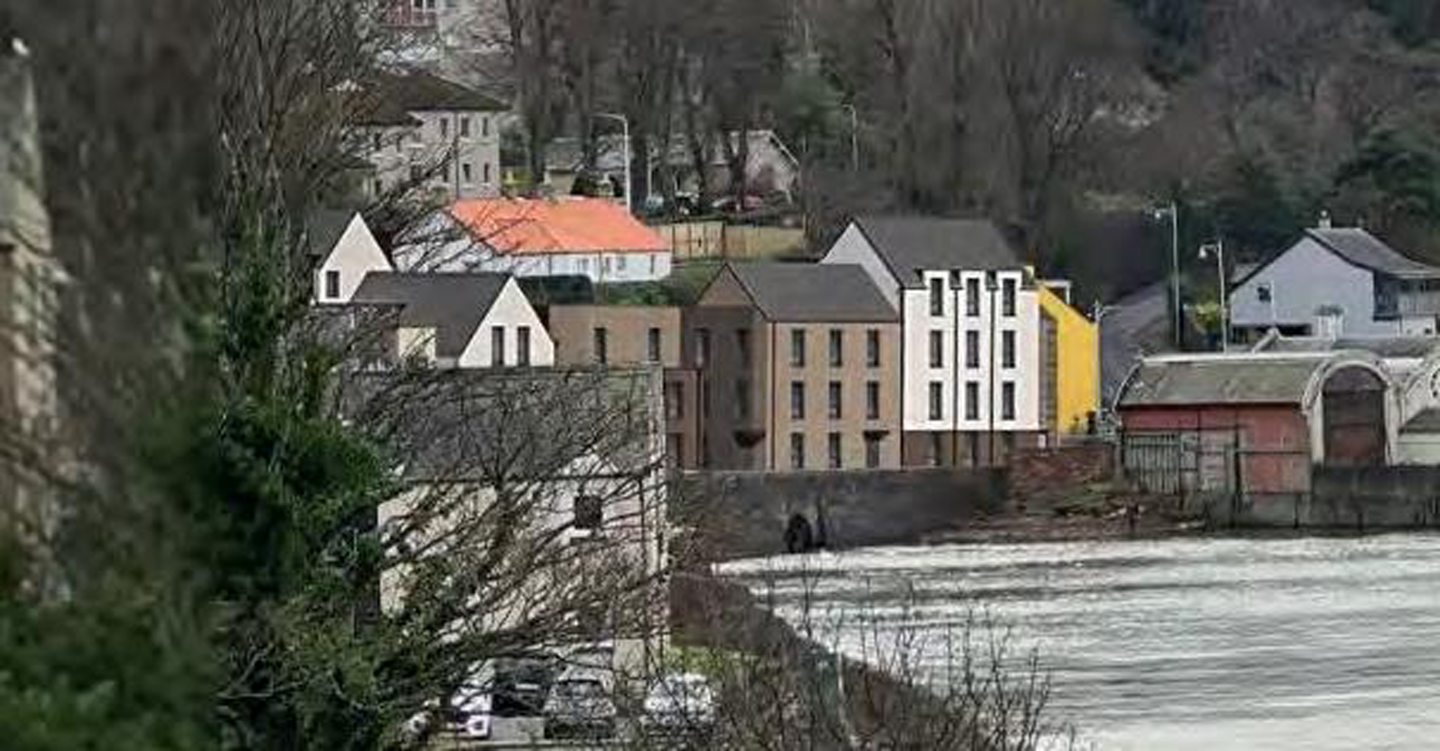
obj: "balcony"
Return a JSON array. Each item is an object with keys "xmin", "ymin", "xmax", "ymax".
[{"xmin": 383, "ymin": 2, "xmax": 438, "ymax": 29}]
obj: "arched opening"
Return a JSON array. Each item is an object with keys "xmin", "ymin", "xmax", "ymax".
[
  {"xmin": 1322, "ymin": 366, "xmax": 1387, "ymax": 466},
  {"xmin": 783, "ymin": 514, "xmax": 814, "ymax": 554}
]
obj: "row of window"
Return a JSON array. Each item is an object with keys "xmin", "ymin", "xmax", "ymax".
[
  {"xmin": 783, "ymin": 380, "xmax": 883, "ymax": 421},
  {"xmin": 928, "ymin": 329, "xmax": 1018, "ymax": 369},
  {"xmin": 404, "ymin": 160, "xmax": 493, "ymax": 186},
  {"xmin": 490, "ymin": 325, "xmax": 533, "ymax": 367},
  {"xmin": 929, "ymin": 275, "xmax": 1018, "ymax": 318},
  {"xmin": 693, "ymin": 328, "xmax": 884, "ymax": 369},
  {"xmin": 591, "ymin": 326, "xmax": 664, "ymax": 365},
  {"xmin": 927, "ymin": 381, "xmax": 1016, "ymax": 421},
  {"xmin": 372, "ymin": 116, "xmax": 493, "ymax": 154},
  {"xmin": 789, "ymin": 432, "xmax": 884, "ymax": 470}
]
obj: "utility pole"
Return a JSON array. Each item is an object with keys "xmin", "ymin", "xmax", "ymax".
[
  {"xmin": 1200, "ymin": 239, "xmax": 1228, "ymax": 351},
  {"xmin": 595, "ymin": 112, "xmax": 631, "ymax": 214},
  {"xmin": 1154, "ymin": 202, "xmax": 1181, "ymax": 347}
]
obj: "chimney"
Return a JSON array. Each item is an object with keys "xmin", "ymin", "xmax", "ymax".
[{"xmin": 1318, "ymin": 210, "xmax": 1332, "ymax": 230}]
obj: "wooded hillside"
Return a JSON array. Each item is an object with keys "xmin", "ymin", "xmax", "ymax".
[{"xmin": 477, "ymin": 0, "xmax": 1440, "ymax": 303}]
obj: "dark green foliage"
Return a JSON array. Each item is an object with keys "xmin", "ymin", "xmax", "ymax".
[
  {"xmin": 1370, "ymin": 0, "xmax": 1440, "ymax": 47},
  {"xmin": 1213, "ymin": 155, "xmax": 1306, "ymax": 260},
  {"xmin": 1119, "ymin": 0, "xmax": 1207, "ymax": 81}
]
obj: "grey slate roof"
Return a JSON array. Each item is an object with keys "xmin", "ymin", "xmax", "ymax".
[
  {"xmin": 1260, "ymin": 335, "xmax": 1440, "ymax": 359},
  {"xmin": 352, "ymin": 68, "xmax": 504, "ymax": 127},
  {"xmin": 307, "ymin": 209, "xmax": 355, "ymax": 260},
  {"xmin": 351, "ymin": 272, "xmax": 509, "ymax": 358},
  {"xmin": 1118, "ymin": 355, "xmax": 1336, "ymax": 407},
  {"xmin": 853, "ymin": 216, "xmax": 1021, "ymax": 287},
  {"xmin": 1307, "ymin": 228, "xmax": 1440, "ymax": 280},
  {"xmin": 729, "ymin": 263, "xmax": 898, "ymax": 322},
  {"xmin": 1403, "ymin": 408, "xmax": 1440, "ymax": 433}
]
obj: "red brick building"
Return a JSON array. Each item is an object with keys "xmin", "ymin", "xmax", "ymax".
[{"xmin": 1116, "ymin": 353, "xmax": 1397, "ymax": 499}]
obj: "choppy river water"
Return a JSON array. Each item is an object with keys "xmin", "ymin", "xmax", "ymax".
[{"xmin": 718, "ymin": 535, "xmax": 1440, "ymax": 750}]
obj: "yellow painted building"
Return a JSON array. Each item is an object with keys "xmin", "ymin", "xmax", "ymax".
[{"xmin": 1038, "ymin": 283, "xmax": 1100, "ymax": 436}]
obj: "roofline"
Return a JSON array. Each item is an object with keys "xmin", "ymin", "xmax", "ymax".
[
  {"xmin": 848, "ymin": 218, "xmax": 908, "ymax": 290},
  {"xmin": 1232, "ymin": 228, "xmax": 1440, "ymax": 289},
  {"xmin": 721, "ymin": 261, "xmax": 900, "ymax": 323}
]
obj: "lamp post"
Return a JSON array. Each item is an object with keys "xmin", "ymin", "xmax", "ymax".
[
  {"xmin": 840, "ymin": 104, "xmax": 859, "ymax": 172},
  {"xmin": 1154, "ymin": 202, "xmax": 1181, "ymax": 347},
  {"xmin": 595, "ymin": 112, "xmax": 631, "ymax": 214},
  {"xmin": 1200, "ymin": 239, "xmax": 1228, "ymax": 351},
  {"xmin": 986, "ymin": 271, "xmax": 999, "ymax": 466}
]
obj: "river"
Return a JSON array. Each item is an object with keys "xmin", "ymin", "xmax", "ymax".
[{"xmin": 718, "ymin": 534, "xmax": 1440, "ymax": 750}]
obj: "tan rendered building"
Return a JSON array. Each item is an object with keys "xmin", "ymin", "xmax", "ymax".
[
  {"xmin": 684, "ymin": 264, "xmax": 902, "ymax": 472},
  {"xmin": 545, "ymin": 304, "xmax": 700, "ymax": 470}
]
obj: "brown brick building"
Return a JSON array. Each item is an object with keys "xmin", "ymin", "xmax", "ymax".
[
  {"xmin": 683, "ymin": 264, "xmax": 902, "ymax": 471},
  {"xmin": 545, "ymin": 304, "xmax": 700, "ymax": 469}
]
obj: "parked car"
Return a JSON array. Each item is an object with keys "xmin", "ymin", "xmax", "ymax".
[
  {"xmin": 642, "ymin": 672, "xmax": 716, "ymax": 736},
  {"xmin": 491, "ymin": 654, "xmax": 559, "ymax": 717},
  {"xmin": 543, "ymin": 667, "xmax": 617, "ymax": 740},
  {"xmin": 400, "ymin": 663, "xmax": 494, "ymax": 741}
]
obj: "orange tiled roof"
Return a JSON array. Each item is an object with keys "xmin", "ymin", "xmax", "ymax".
[{"xmin": 448, "ymin": 197, "xmax": 669, "ymax": 255}]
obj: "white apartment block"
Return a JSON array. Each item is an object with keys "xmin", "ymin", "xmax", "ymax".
[
  {"xmin": 822, "ymin": 217, "xmax": 1046, "ymax": 466},
  {"xmin": 353, "ymin": 68, "xmax": 505, "ymax": 201}
]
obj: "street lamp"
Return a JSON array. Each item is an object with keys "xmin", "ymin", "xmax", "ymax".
[
  {"xmin": 1153, "ymin": 202, "xmax": 1181, "ymax": 347},
  {"xmin": 594, "ymin": 112, "xmax": 631, "ymax": 214},
  {"xmin": 1199, "ymin": 239, "xmax": 1228, "ymax": 351}
]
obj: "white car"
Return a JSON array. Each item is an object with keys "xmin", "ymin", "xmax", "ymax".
[
  {"xmin": 643, "ymin": 672, "xmax": 716, "ymax": 734},
  {"xmin": 401, "ymin": 663, "xmax": 494, "ymax": 741}
]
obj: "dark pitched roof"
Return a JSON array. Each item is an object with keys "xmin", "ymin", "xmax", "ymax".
[
  {"xmin": 1118, "ymin": 354, "xmax": 1338, "ymax": 407},
  {"xmin": 378, "ymin": 68, "xmax": 505, "ymax": 112},
  {"xmin": 348, "ymin": 367, "xmax": 661, "ymax": 482},
  {"xmin": 1234, "ymin": 227, "xmax": 1440, "ymax": 288},
  {"xmin": 1403, "ymin": 408, "xmax": 1440, "ymax": 434},
  {"xmin": 307, "ymin": 209, "xmax": 356, "ymax": 260},
  {"xmin": 852, "ymin": 216, "xmax": 1021, "ymax": 287},
  {"xmin": 351, "ymin": 272, "xmax": 509, "ymax": 358},
  {"xmin": 1308, "ymin": 228, "xmax": 1440, "ymax": 280},
  {"xmin": 350, "ymin": 69, "xmax": 504, "ymax": 127},
  {"xmin": 728, "ymin": 263, "xmax": 897, "ymax": 322},
  {"xmin": 1260, "ymin": 335, "xmax": 1440, "ymax": 359}
]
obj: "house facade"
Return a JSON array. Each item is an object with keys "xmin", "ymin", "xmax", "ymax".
[
  {"xmin": 821, "ymin": 216, "xmax": 1055, "ymax": 466},
  {"xmin": 351, "ymin": 272, "xmax": 555, "ymax": 369},
  {"xmin": 683, "ymin": 263, "xmax": 902, "ymax": 472},
  {"xmin": 397, "ymin": 197, "xmax": 673, "ymax": 283},
  {"xmin": 310, "ymin": 210, "xmax": 393, "ymax": 304},
  {"xmin": 370, "ymin": 367, "xmax": 668, "ymax": 678},
  {"xmin": 1229, "ymin": 221, "xmax": 1440, "ymax": 340},
  {"xmin": 352, "ymin": 68, "xmax": 505, "ymax": 201},
  {"xmin": 545, "ymin": 304, "xmax": 699, "ymax": 469},
  {"xmin": 1038, "ymin": 281, "xmax": 1101, "ymax": 435}
]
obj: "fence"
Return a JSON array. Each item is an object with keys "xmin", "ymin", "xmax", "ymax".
[
  {"xmin": 651, "ymin": 220, "xmax": 806, "ymax": 260},
  {"xmin": 1119, "ymin": 429, "xmax": 1310, "ymax": 519}
]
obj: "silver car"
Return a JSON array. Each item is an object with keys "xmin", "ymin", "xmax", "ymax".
[{"xmin": 543, "ymin": 667, "xmax": 617, "ymax": 739}]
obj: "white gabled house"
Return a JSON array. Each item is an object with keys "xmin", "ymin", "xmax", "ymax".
[
  {"xmin": 351, "ymin": 272, "xmax": 555, "ymax": 369},
  {"xmin": 310, "ymin": 210, "xmax": 393, "ymax": 304}
]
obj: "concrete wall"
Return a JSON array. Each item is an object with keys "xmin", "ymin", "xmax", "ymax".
[
  {"xmin": 1038, "ymin": 285, "xmax": 1100, "ymax": 435},
  {"xmin": 1189, "ymin": 466, "xmax": 1440, "ymax": 529},
  {"xmin": 677, "ymin": 468, "xmax": 1007, "ymax": 560}
]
